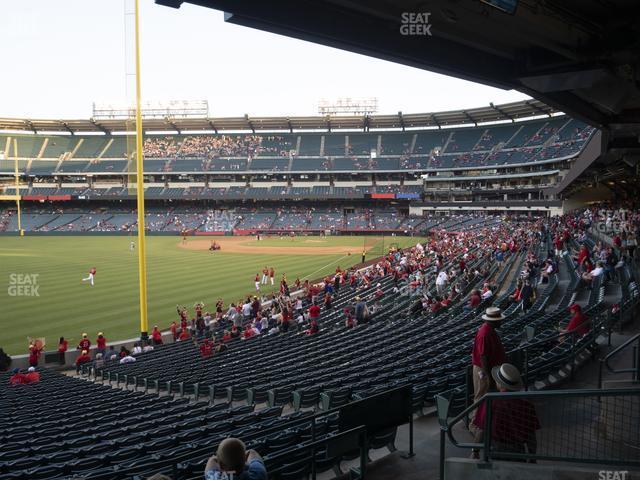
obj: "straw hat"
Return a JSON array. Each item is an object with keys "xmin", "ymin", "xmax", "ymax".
[
  {"xmin": 491, "ymin": 363, "xmax": 523, "ymax": 391},
  {"xmin": 481, "ymin": 307, "xmax": 505, "ymax": 322}
]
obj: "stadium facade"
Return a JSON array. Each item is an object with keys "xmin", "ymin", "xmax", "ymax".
[{"xmin": 0, "ymin": 100, "xmax": 601, "ymax": 234}]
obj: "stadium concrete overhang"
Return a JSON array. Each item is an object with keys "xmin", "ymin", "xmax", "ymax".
[
  {"xmin": 157, "ymin": 0, "xmax": 640, "ymax": 197},
  {"xmin": 157, "ymin": 0, "xmax": 640, "ymax": 132}
]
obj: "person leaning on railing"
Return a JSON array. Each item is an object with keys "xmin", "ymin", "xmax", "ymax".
[{"xmin": 471, "ymin": 363, "xmax": 540, "ymax": 460}]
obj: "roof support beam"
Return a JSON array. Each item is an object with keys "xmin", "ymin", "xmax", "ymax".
[
  {"xmin": 245, "ymin": 114, "xmax": 255, "ymax": 133},
  {"xmin": 287, "ymin": 119, "xmax": 293, "ymax": 133},
  {"xmin": 431, "ymin": 114, "xmax": 441, "ymax": 129},
  {"xmin": 62, "ymin": 122, "xmax": 75, "ymax": 135},
  {"xmin": 90, "ymin": 119, "xmax": 110, "ymax": 135},
  {"xmin": 489, "ymin": 102, "xmax": 514, "ymax": 122},
  {"xmin": 167, "ymin": 119, "xmax": 182, "ymax": 134},
  {"xmin": 525, "ymin": 100, "xmax": 552, "ymax": 117},
  {"xmin": 462, "ymin": 111, "xmax": 477, "ymax": 126},
  {"xmin": 398, "ymin": 111, "xmax": 405, "ymax": 131},
  {"xmin": 207, "ymin": 119, "xmax": 218, "ymax": 134},
  {"xmin": 26, "ymin": 120, "xmax": 37, "ymax": 134}
]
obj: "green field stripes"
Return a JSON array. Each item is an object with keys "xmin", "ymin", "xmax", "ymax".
[{"xmin": 0, "ymin": 236, "xmax": 423, "ymax": 355}]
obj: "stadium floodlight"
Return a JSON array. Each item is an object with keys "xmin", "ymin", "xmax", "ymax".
[
  {"xmin": 317, "ymin": 97, "xmax": 378, "ymax": 116},
  {"xmin": 92, "ymin": 100, "xmax": 209, "ymax": 120}
]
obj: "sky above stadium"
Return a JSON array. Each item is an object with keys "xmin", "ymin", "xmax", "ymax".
[{"xmin": 3, "ymin": 0, "xmax": 530, "ymax": 119}]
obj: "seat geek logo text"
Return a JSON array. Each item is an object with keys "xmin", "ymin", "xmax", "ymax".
[
  {"xmin": 8, "ymin": 273, "xmax": 40, "ymax": 297},
  {"xmin": 400, "ymin": 12, "xmax": 433, "ymax": 36}
]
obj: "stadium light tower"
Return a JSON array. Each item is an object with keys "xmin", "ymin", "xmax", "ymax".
[{"xmin": 133, "ymin": 0, "xmax": 150, "ymax": 341}]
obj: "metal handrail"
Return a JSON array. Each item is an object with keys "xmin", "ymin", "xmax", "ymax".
[
  {"xmin": 599, "ymin": 331, "xmax": 640, "ymax": 388},
  {"xmin": 437, "ymin": 387, "xmax": 640, "ymax": 479}
]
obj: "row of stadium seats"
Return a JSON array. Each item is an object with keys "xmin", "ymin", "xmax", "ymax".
[
  {"xmin": 0, "ymin": 207, "xmax": 501, "ymax": 233},
  {"xmin": 0, "ymin": 117, "xmax": 594, "ymax": 167},
  {"xmin": 1, "ymin": 184, "xmax": 423, "ymax": 199}
]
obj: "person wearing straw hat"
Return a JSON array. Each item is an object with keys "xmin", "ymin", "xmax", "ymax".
[
  {"xmin": 471, "ymin": 307, "xmax": 506, "ymax": 409},
  {"xmin": 471, "ymin": 364, "xmax": 540, "ymax": 460}
]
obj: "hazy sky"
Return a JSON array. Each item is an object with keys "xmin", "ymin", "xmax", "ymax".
[{"xmin": 2, "ymin": 0, "xmax": 530, "ymax": 119}]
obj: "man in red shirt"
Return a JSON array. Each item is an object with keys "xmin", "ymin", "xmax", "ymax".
[
  {"xmin": 471, "ymin": 307, "xmax": 506, "ymax": 425},
  {"xmin": 471, "ymin": 363, "xmax": 540, "ymax": 459},
  {"xmin": 467, "ymin": 290, "xmax": 482, "ymax": 310},
  {"xmin": 25, "ymin": 367, "xmax": 40, "ymax": 384},
  {"xmin": 9, "ymin": 369, "xmax": 28, "ymax": 385},
  {"xmin": 309, "ymin": 303, "xmax": 321, "ymax": 320},
  {"xmin": 96, "ymin": 332, "xmax": 107, "ymax": 357},
  {"xmin": 170, "ymin": 321, "xmax": 178, "ymax": 341},
  {"xmin": 77, "ymin": 333, "xmax": 91, "ymax": 352},
  {"xmin": 560, "ymin": 304, "xmax": 590, "ymax": 338},
  {"xmin": 76, "ymin": 350, "xmax": 92, "ymax": 373},
  {"xmin": 28, "ymin": 343, "xmax": 42, "ymax": 368},
  {"xmin": 58, "ymin": 336, "xmax": 68, "ymax": 364},
  {"xmin": 151, "ymin": 325, "xmax": 163, "ymax": 345}
]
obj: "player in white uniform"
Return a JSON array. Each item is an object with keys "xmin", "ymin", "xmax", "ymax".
[{"xmin": 82, "ymin": 267, "xmax": 97, "ymax": 286}]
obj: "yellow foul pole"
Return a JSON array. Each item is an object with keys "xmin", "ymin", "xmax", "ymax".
[
  {"xmin": 13, "ymin": 139, "xmax": 23, "ymax": 236},
  {"xmin": 134, "ymin": 0, "xmax": 149, "ymax": 339}
]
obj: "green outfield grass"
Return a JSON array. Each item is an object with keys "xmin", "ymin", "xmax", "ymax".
[{"xmin": 0, "ymin": 235, "xmax": 424, "ymax": 355}]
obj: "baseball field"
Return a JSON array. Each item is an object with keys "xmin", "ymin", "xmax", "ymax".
[{"xmin": 1, "ymin": 234, "xmax": 425, "ymax": 355}]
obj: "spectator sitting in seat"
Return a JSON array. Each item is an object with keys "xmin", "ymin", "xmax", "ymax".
[
  {"xmin": 481, "ymin": 283, "xmax": 494, "ymax": 300},
  {"xmin": 559, "ymin": 304, "xmax": 590, "ymax": 339},
  {"xmin": 581, "ymin": 261, "xmax": 604, "ymax": 286},
  {"xmin": 106, "ymin": 345, "xmax": 118, "ymax": 361},
  {"xmin": 204, "ymin": 437, "xmax": 267, "ymax": 480},
  {"xmin": 120, "ymin": 353, "xmax": 136, "ymax": 364},
  {"xmin": 466, "ymin": 290, "xmax": 482, "ymax": 310},
  {"xmin": 9, "ymin": 368, "xmax": 27, "ymax": 385},
  {"xmin": 94, "ymin": 353, "xmax": 104, "ymax": 369},
  {"xmin": 76, "ymin": 349, "xmax": 92, "ymax": 373},
  {"xmin": 25, "ymin": 366, "xmax": 40, "ymax": 383}
]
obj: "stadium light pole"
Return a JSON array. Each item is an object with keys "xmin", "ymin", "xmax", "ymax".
[
  {"xmin": 134, "ymin": 0, "xmax": 149, "ymax": 341},
  {"xmin": 13, "ymin": 139, "xmax": 23, "ymax": 236}
]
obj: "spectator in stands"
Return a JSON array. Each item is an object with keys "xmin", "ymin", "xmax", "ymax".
[
  {"xmin": 25, "ymin": 367, "xmax": 40, "ymax": 384},
  {"xmin": 57, "ymin": 337, "xmax": 68, "ymax": 364},
  {"xmin": 309, "ymin": 302, "xmax": 321, "ymax": 321},
  {"xmin": 0, "ymin": 348, "xmax": 11, "ymax": 372},
  {"xmin": 559, "ymin": 304, "xmax": 590, "ymax": 338},
  {"xmin": 435, "ymin": 270, "xmax": 448, "ymax": 296},
  {"xmin": 120, "ymin": 353, "xmax": 137, "ymax": 364},
  {"xmin": 471, "ymin": 363, "xmax": 539, "ymax": 460},
  {"xmin": 28, "ymin": 342, "xmax": 42, "ymax": 368},
  {"xmin": 519, "ymin": 279, "xmax": 534, "ymax": 314},
  {"xmin": 96, "ymin": 332, "xmax": 107, "ymax": 357},
  {"xmin": 106, "ymin": 346, "xmax": 118, "ymax": 361},
  {"xmin": 9, "ymin": 368, "xmax": 27, "ymax": 386},
  {"xmin": 581, "ymin": 261, "xmax": 604, "ymax": 286},
  {"xmin": 77, "ymin": 333, "xmax": 91, "ymax": 352},
  {"xmin": 95, "ymin": 353, "xmax": 104, "ymax": 369},
  {"xmin": 204, "ymin": 437, "xmax": 267, "ymax": 480},
  {"xmin": 481, "ymin": 283, "xmax": 494, "ymax": 300},
  {"xmin": 76, "ymin": 350, "xmax": 91, "ymax": 373},
  {"xmin": 467, "ymin": 290, "xmax": 482, "ymax": 310},
  {"xmin": 354, "ymin": 297, "xmax": 369, "ymax": 324},
  {"xmin": 170, "ymin": 321, "xmax": 179, "ymax": 341},
  {"xmin": 132, "ymin": 342, "xmax": 143, "ymax": 355},
  {"xmin": 152, "ymin": 325, "xmax": 163, "ymax": 345},
  {"xmin": 471, "ymin": 307, "xmax": 506, "ymax": 425}
]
